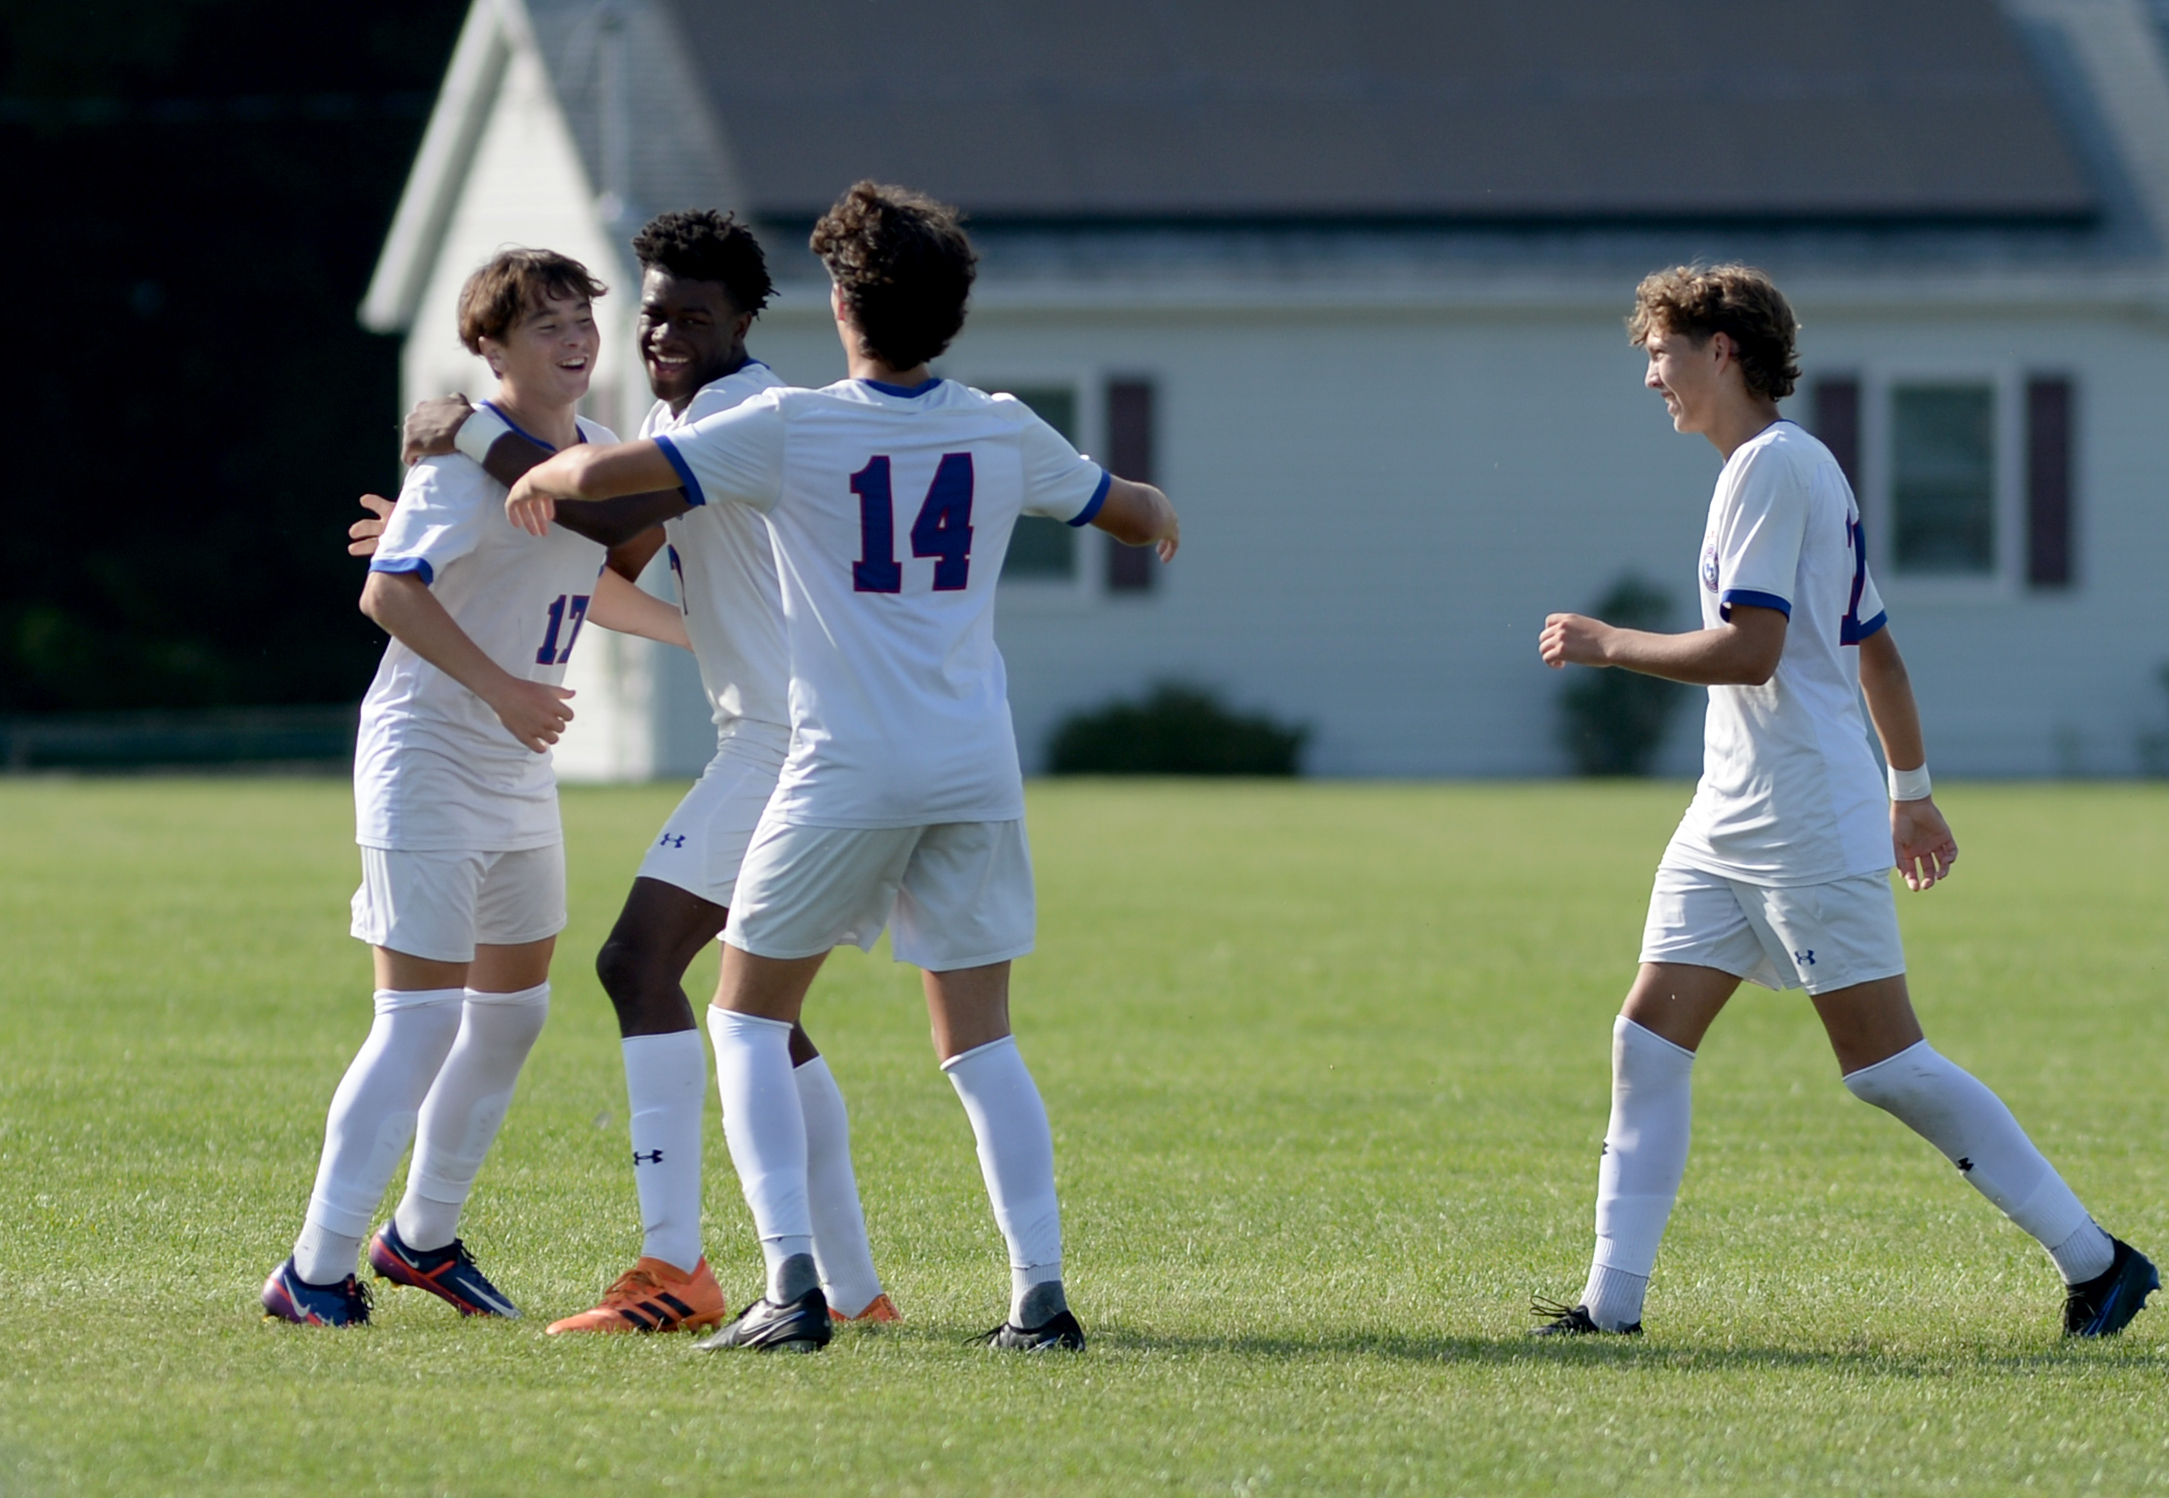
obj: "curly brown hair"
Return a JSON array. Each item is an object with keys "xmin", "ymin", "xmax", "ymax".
[
  {"xmin": 631, "ymin": 209, "xmax": 773, "ymax": 316},
  {"xmin": 455, "ymin": 248, "xmax": 607, "ymax": 354},
  {"xmin": 809, "ymin": 181, "xmax": 977, "ymax": 371},
  {"xmin": 1628, "ymin": 264, "xmax": 1800, "ymax": 401}
]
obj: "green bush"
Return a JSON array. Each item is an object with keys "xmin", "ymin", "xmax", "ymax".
[
  {"xmin": 1559, "ymin": 574, "xmax": 1689, "ymax": 776},
  {"xmin": 1047, "ymin": 682, "xmax": 1307, "ymax": 776}
]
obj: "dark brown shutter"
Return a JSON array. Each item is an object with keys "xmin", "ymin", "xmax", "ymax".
[
  {"xmin": 1812, "ymin": 377, "xmax": 1862, "ymax": 492},
  {"xmin": 1105, "ymin": 378, "xmax": 1155, "ymax": 593},
  {"xmin": 2026, "ymin": 376, "xmax": 2074, "ymax": 588}
]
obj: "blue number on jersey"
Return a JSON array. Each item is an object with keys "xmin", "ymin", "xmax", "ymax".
[
  {"xmin": 851, "ymin": 453, "xmax": 976, "ymax": 592},
  {"xmin": 850, "ymin": 458, "xmax": 902, "ymax": 593},
  {"xmin": 1839, "ymin": 517, "xmax": 1870, "ymax": 644},
  {"xmin": 535, "ymin": 593, "xmax": 592, "ymax": 664}
]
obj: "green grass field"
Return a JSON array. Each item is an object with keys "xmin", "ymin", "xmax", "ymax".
[{"xmin": 3, "ymin": 777, "xmax": 2168, "ymax": 1496}]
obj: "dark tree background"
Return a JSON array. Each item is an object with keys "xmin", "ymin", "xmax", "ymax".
[{"xmin": 0, "ymin": 0, "xmax": 469, "ymax": 711}]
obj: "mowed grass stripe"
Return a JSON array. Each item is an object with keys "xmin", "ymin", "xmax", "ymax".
[{"xmin": 1, "ymin": 778, "xmax": 2165, "ymax": 1496}]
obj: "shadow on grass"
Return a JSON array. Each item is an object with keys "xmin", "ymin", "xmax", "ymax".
[{"xmin": 1088, "ymin": 1327, "xmax": 2161, "ymax": 1378}]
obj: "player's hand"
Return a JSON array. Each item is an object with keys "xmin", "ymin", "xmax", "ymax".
[
  {"xmin": 1152, "ymin": 503, "xmax": 1181, "ymax": 563},
  {"xmin": 1540, "ymin": 613, "xmax": 1614, "ymax": 669},
  {"xmin": 1891, "ymin": 795, "xmax": 1958, "ymax": 892},
  {"xmin": 505, "ymin": 473, "xmax": 556, "ymax": 536},
  {"xmin": 485, "ymin": 679, "xmax": 576, "ymax": 753},
  {"xmin": 402, "ymin": 393, "xmax": 473, "ymax": 465},
  {"xmin": 348, "ymin": 493, "xmax": 394, "ymax": 556}
]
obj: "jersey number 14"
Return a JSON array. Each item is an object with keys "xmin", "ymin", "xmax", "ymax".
[{"xmin": 851, "ymin": 453, "xmax": 974, "ymax": 593}]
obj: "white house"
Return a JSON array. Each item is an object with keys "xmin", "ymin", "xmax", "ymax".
[{"xmin": 362, "ymin": 0, "xmax": 2169, "ymax": 779}]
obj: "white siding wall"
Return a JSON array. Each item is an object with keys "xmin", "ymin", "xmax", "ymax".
[{"xmin": 752, "ymin": 293, "xmax": 2169, "ymax": 778}]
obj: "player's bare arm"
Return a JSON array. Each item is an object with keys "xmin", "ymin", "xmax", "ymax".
[
  {"xmin": 1093, "ymin": 477, "xmax": 1181, "ymax": 562},
  {"xmin": 359, "ymin": 571, "xmax": 573, "ymax": 752},
  {"xmin": 504, "ymin": 440, "xmax": 684, "ymax": 536},
  {"xmin": 588, "ymin": 567, "xmax": 691, "ymax": 651},
  {"xmin": 1539, "ymin": 603, "xmax": 1785, "ymax": 686},
  {"xmin": 1857, "ymin": 626, "xmax": 1957, "ymax": 892}
]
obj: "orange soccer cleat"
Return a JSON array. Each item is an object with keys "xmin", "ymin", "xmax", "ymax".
[
  {"xmin": 833, "ymin": 1292, "xmax": 901, "ymax": 1324},
  {"xmin": 545, "ymin": 1257, "xmax": 728, "ymax": 1335}
]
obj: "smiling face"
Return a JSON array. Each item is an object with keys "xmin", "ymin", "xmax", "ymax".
[
  {"xmin": 479, "ymin": 289, "xmax": 599, "ymax": 410},
  {"xmin": 637, "ymin": 267, "xmax": 750, "ymax": 410},
  {"xmin": 1642, "ymin": 321, "xmax": 1733, "ymax": 436}
]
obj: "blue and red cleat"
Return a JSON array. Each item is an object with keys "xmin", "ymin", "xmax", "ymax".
[
  {"xmin": 367, "ymin": 1220, "xmax": 521, "ymax": 1318},
  {"xmin": 261, "ymin": 1257, "xmax": 372, "ymax": 1326}
]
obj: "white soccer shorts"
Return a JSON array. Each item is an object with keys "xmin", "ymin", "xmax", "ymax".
[
  {"xmin": 724, "ymin": 817, "xmax": 1035, "ymax": 972},
  {"xmin": 350, "ymin": 844, "xmax": 567, "ymax": 963},
  {"xmin": 1638, "ymin": 864, "xmax": 1906, "ymax": 995},
  {"xmin": 634, "ymin": 730, "xmax": 787, "ymax": 908}
]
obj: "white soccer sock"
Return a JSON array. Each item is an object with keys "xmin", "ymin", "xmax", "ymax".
[
  {"xmin": 292, "ymin": 988, "xmax": 464, "ymax": 1285},
  {"xmin": 707, "ymin": 1007, "xmax": 813, "ymax": 1301},
  {"xmin": 943, "ymin": 1036, "xmax": 1064, "ymax": 1324},
  {"xmin": 1842, "ymin": 1040, "xmax": 2112, "ymax": 1282},
  {"xmin": 796, "ymin": 1055, "xmax": 886, "ymax": 1318},
  {"xmin": 393, "ymin": 982, "xmax": 549, "ymax": 1252},
  {"xmin": 622, "ymin": 1030, "xmax": 708, "ymax": 1274},
  {"xmin": 1580, "ymin": 1016, "xmax": 1696, "ymax": 1331}
]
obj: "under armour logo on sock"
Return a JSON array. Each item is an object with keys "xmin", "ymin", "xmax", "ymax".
[
  {"xmin": 1794, "ymin": 950, "xmax": 1816, "ymax": 967},
  {"xmin": 1956, "ymin": 1157, "xmax": 1974, "ymax": 1173},
  {"xmin": 633, "ymin": 1149, "xmax": 665, "ymax": 1165},
  {"xmin": 657, "ymin": 833, "xmax": 686, "ymax": 849}
]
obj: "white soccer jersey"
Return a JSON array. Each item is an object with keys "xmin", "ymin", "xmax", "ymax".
[
  {"xmin": 1662, "ymin": 420, "xmax": 1891, "ymax": 886},
  {"xmin": 639, "ymin": 360, "xmax": 791, "ymax": 739},
  {"xmin": 355, "ymin": 417, "xmax": 614, "ymax": 851},
  {"xmin": 654, "ymin": 377, "xmax": 1111, "ymax": 828}
]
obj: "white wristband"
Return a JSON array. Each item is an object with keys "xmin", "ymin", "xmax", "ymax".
[
  {"xmin": 453, "ymin": 403, "xmax": 512, "ymax": 467},
  {"xmin": 1887, "ymin": 763, "xmax": 1932, "ymax": 802}
]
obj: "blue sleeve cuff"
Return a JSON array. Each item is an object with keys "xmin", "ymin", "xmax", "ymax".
[
  {"xmin": 1842, "ymin": 609, "xmax": 1888, "ymax": 645},
  {"xmin": 1720, "ymin": 588, "xmax": 1792, "ymax": 619},
  {"xmin": 368, "ymin": 557, "xmax": 433, "ymax": 586},
  {"xmin": 1066, "ymin": 468, "xmax": 1112, "ymax": 527},
  {"xmin": 652, "ymin": 435, "xmax": 705, "ymax": 507}
]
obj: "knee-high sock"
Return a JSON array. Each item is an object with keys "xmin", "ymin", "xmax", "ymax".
[
  {"xmin": 393, "ymin": 982, "xmax": 550, "ymax": 1252},
  {"xmin": 622, "ymin": 1030, "xmax": 707, "ymax": 1274},
  {"xmin": 707, "ymin": 1007, "xmax": 812, "ymax": 1300},
  {"xmin": 1580, "ymin": 1016, "xmax": 1696, "ymax": 1330},
  {"xmin": 795, "ymin": 1055, "xmax": 885, "ymax": 1317},
  {"xmin": 292, "ymin": 988, "xmax": 465, "ymax": 1285},
  {"xmin": 1843, "ymin": 1040, "xmax": 2113, "ymax": 1282},
  {"xmin": 943, "ymin": 1036, "xmax": 1063, "ymax": 1323}
]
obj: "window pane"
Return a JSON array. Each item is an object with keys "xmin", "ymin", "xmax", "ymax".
[
  {"xmin": 1891, "ymin": 384, "xmax": 1994, "ymax": 574},
  {"xmin": 995, "ymin": 386, "xmax": 1077, "ymax": 581}
]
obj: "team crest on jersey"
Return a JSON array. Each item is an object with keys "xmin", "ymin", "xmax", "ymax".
[{"xmin": 1700, "ymin": 541, "xmax": 1720, "ymax": 592}]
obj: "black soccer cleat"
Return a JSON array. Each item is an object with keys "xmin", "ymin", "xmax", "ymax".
[
  {"xmin": 691, "ymin": 1286, "xmax": 831, "ymax": 1353},
  {"xmin": 1528, "ymin": 1296, "xmax": 1641, "ymax": 1337},
  {"xmin": 979, "ymin": 1309, "xmax": 1087, "ymax": 1352},
  {"xmin": 2063, "ymin": 1238, "xmax": 2159, "ymax": 1338}
]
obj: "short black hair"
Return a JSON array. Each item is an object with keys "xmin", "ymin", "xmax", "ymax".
[
  {"xmin": 630, "ymin": 209, "xmax": 774, "ymax": 317},
  {"xmin": 809, "ymin": 181, "xmax": 977, "ymax": 370}
]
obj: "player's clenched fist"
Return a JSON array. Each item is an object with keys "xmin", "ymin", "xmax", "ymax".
[
  {"xmin": 505, "ymin": 473, "xmax": 558, "ymax": 536},
  {"xmin": 1539, "ymin": 612, "xmax": 1614, "ymax": 669},
  {"xmin": 483, "ymin": 678, "xmax": 576, "ymax": 754}
]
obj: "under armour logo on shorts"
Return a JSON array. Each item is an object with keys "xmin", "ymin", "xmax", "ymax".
[
  {"xmin": 1794, "ymin": 949, "xmax": 1816, "ymax": 967},
  {"xmin": 658, "ymin": 833, "xmax": 687, "ymax": 849},
  {"xmin": 633, "ymin": 1149, "xmax": 665, "ymax": 1165}
]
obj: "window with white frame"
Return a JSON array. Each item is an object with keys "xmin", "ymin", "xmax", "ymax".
[
  {"xmin": 991, "ymin": 385, "xmax": 1079, "ymax": 582},
  {"xmin": 1888, "ymin": 382, "xmax": 1996, "ymax": 576}
]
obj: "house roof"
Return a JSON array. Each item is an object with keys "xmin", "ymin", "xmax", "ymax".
[{"xmin": 648, "ymin": 0, "xmax": 2092, "ymax": 223}]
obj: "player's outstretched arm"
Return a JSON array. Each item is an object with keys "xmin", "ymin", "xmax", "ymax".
[
  {"xmin": 1539, "ymin": 603, "xmax": 1786, "ymax": 686},
  {"xmin": 1092, "ymin": 477, "xmax": 1180, "ymax": 562},
  {"xmin": 589, "ymin": 568, "xmax": 690, "ymax": 651},
  {"xmin": 1858, "ymin": 625, "xmax": 1957, "ymax": 891},
  {"xmin": 359, "ymin": 572, "xmax": 574, "ymax": 753},
  {"xmin": 505, "ymin": 441, "xmax": 687, "ymax": 538}
]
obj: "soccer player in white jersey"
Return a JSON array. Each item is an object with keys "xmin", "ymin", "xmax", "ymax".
[
  {"xmin": 1532, "ymin": 264, "xmax": 2155, "ymax": 1339},
  {"xmin": 261, "ymin": 249, "xmax": 692, "ymax": 1327},
  {"xmin": 499, "ymin": 182, "xmax": 1181, "ymax": 1352},
  {"xmin": 382, "ymin": 210, "xmax": 896, "ymax": 1334}
]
